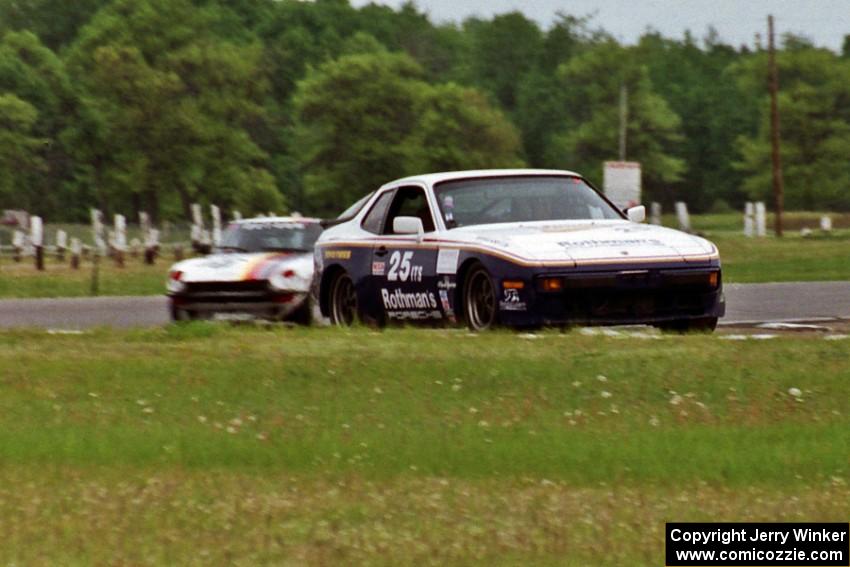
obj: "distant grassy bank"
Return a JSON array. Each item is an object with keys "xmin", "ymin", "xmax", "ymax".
[{"xmin": 0, "ymin": 326, "xmax": 846, "ymax": 565}]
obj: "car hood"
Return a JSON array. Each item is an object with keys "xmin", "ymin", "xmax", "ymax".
[
  {"xmin": 171, "ymin": 252, "xmax": 313, "ymax": 283},
  {"xmin": 442, "ymin": 220, "xmax": 717, "ymax": 266}
]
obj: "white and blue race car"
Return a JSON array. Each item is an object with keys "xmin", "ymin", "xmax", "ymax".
[
  {"xmin": 167, "ymin": 216, "xmax": 322, "ymax": 322},
  {"xmin": 315, "ymin": 169, "xmax": 724, "ymax": 331}
]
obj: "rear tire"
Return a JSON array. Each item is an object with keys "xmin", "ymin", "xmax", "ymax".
[
  {"xmin": 329, "ymin": 272, "xmax": 358, "ymax": 326},
  {"xmin": 462, "ymin": 264, "xmax": 498, "ymax": 331},
  {"xmin": 658, "ymin": 316, "xmax": 718, "ymax": 333}
]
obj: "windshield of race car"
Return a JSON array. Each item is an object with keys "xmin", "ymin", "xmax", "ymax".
[
  {"xmin": 218, "ymin": 222, "xmax": 323, "ymax": 253},
  {"xmin": 434, "ymin": 176, "xmax": 623, "ymax": 228}
]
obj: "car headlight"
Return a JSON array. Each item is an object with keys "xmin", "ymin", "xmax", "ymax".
[{"xmin": 166, "ymin": 269, "xmax": 186, "ymax": 293}]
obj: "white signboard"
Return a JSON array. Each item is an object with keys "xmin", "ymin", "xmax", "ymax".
[
  {"xmin": 603, "ymin": 161, "xmax": 641, "ymax": 209},
  {"xmin": 56, "ymin": 229, "xmax": 68, "ymax": 249},
  {"xmin": 232, "ymin": 210, "xmax": 242, "ymax": 221},
  {"xmin": 70, "ymin": 237, "xmax": 82, "ymax": 255}
]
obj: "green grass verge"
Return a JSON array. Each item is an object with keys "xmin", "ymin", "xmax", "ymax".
[{"xmin": 0, "ymin": 326, "xmax": 847, "ymax": 564}]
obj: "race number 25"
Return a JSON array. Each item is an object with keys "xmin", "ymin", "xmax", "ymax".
[{"xmin": 387, "ymin": 251, "xmax": 422, "ymax": 282}]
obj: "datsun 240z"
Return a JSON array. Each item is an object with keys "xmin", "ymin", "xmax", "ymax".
[
  {"xmin": 167, "ymin": 216, "xmax": 322, "ymax": 323},
  {"xmin": 315, "ymin": 169, "xmax": 724, "ymax": 331}
]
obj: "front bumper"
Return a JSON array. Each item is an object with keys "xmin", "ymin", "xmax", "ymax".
[
  {"xmin": 499, "ymin": 267, "xmax": 725, "ymax": 326},
  {"xmin": 168, "ymin": 280, "xmax": 308, "ymax": 320}
]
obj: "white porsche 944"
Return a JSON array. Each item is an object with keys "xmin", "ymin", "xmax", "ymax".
[{"xmin": 315, "ymin": 169, "xmax": 724, "ymax": 331}]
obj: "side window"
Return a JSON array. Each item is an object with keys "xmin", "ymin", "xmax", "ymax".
[
  {"xmin": 383, "ymin": 186, "xmax": 435, "ymax": 235},
  {"xmin": 361, "ymin": 190, "xmax": 395, "ymax": 234}
]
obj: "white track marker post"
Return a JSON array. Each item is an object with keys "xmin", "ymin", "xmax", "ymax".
[
  {"xmin": 820, "ymin": 216, "xmax": 832, "ymax": 232},
  {"xmin": 91, "ymin": 209, "xmax": 106, "ymax": 256},
  {"xmin": 90, "ymin": 209, "xmax": 106, "ymax": 296},
  {"xmin": 650, "ymin": 202, "xmax": 662, "ymax": 225},
  {"xmin": 114, "ymin": 214, "xmax": 127, "ymax": 267},
  {"xmin": 190, "ymin": 203, "xmax": 204, "ymax": 253},
  {"xmin": 145, "ymin": 229, "xmax": 160, "ymax": 265},
  {"xmin": 211, "ymin": 205, "xmax": 222, "ymax": 247},
  {"xmin": 30, "ymin": 215, "xmax": 44, "ymax": 270},
  {"xmin": 674, "ymin": 202, "xmax": 691, "ymax": 232},
  {"xmin": 744, "ymin": 202, "xmax": 755, "ymax": 237},
  {"xmin": 12, "ymin": 229, "xmax": 24, "ymax": 262},
  {"xmin": 140, "ymin": 212, "xmax": 153, "ymax": 264},
  {"xmin": 56, "ymin": 229, "xmax": 67, "ymax": 261},
  {"xmin": 70, "ymin": 237, "xmax": 81, "ymax": 269},
  {"xmin": 232, "ymin": 210, "xmax": 242, "ymax": 222},
  {"xmin": 755, "ymin": 202, "xmax": 767, "ymax": 237}
]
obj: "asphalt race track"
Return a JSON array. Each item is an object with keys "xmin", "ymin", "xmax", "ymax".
[{"xmin": 0, "ymin": 282, "xmax": 849, "ymax": 330}]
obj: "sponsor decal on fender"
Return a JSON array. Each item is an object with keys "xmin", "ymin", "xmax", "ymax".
[
  {"xmin": 242, "ymin": 253, "xmax": 291, "ymax": 280},
  {"xmin": 372, "ymin": 261, "xmax": 386, "ymax": 276},
  {"xmin": 559, "ymin": 238, "xmax": 664, "ymax": 248},
  {"xmin": 324, "ymin": 249, "xmax": 352, "ymax": 260},
  {"xmin": 381, "ymin": 288, "xmax": 438, "ymax": 310},
  {"xmin": 499, "ymin": 288, "xmax": 527, "ymax": 311}
]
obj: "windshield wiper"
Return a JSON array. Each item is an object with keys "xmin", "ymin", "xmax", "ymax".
[{"xmin": 217, "ymin": 245, "xmax": 250, "ymax": 253}]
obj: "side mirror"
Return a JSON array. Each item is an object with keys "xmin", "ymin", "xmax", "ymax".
[
  {"xmin": 626, "ymin": 205, "xmax": 646, "ymax": 224},
  {"xmin": 393, "ymin": 216, "xmax": 424, "ymax": 235}
]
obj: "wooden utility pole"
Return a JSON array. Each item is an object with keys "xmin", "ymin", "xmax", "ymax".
[
  {"xmin": 618, "ymin": 84, "xmax": 628, "ymax": 161},
  {"xmin": 768, "ymin": 15, "xmax": 784, "ymax": 237}
]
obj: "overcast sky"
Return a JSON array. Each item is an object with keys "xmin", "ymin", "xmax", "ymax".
[{"xmin": 350, "ymin": 0, "xmax": 849, "ymax": 52}]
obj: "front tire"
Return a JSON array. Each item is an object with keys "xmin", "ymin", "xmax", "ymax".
[
  {"xmin": 329, "ymin": 272, "xmax": 358, "ymax": 326},
  {"xmin": 462, "ymin": 264, "xmax": 498, "ymax": 331},
  {"xmin": 169, "ymin": 303, "xmax": 194, "ymax": 322}
]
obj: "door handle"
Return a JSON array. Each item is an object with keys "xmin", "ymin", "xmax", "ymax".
[{"xmin": 375, "ymin": 246, "xmax": 389, "ymax": 257}]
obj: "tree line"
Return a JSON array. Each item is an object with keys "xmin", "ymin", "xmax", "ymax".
[{"xmin": 1, "ymin": 0, "xmax": 850, "ymax": 221}]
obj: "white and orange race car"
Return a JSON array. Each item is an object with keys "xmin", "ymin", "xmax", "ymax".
[{"xmin": 166, "ymin": 216, "xmax": 322, "ymax": 323}]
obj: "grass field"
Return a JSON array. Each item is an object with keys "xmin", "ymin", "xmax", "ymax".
[
  {"xmin": 0, "ymin": 325, "xmax": 847, "ymax": 565},
  {"xmin": 0, "ymin": 212, "xmax": 848, "ymax": 298}
]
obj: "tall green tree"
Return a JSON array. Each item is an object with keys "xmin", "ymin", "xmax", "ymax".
[
  {"xmin": 0, "ymin": 93, "xmax": 43, "ymax": 204},
  {"xmin": 0, "ymin": 0, "xmax": 110, "ymax": 50},
  {"xmin": 734, "ymin": 45, "xmax": 850, "ymax": 210},
  {"xmin": 409, "ymin": 83, "xmax": 524, "ymax": 173},
  {"xmin": 463, "ymin": 12, "xmax": 543, "ymax": 112},
  {"xmin": 293, "ymin": 50, "xmax": 524, "ymax": 216},
  {"xmin": 0, "ymin": 31, "xmax": 75, "ymax": 215},
  {"xmin": 64, "ymin": 0, "xmax": 281, "ymax": 220},
  {"xmin": 293, "ymin": 49, "xmax": 423, "ymax": 214},
  {"xmin": 549, "ymin": 41, "xmax": 686, "ymax": 203},
  {"xmin": 635, "ymin": 30, "xmax": 756, "ymax": 211}
]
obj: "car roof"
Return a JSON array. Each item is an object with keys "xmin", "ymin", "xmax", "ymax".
[
  {"xmin": 382, "ymin": 168, "xmax": 583, "ymax": 189},
  {"xmin": 233, "ymin": 215, "xmax": 322, "ymax": 225}
]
